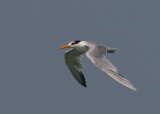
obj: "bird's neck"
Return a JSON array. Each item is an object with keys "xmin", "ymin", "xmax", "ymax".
[{"xmin": 74, "ymin": 46, "xmax": 89, "ymax": 54}]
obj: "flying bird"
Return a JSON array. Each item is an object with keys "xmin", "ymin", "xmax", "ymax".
[{"xmin": 59, "ymin": 40, "xmax": 136, "ymax": 91}]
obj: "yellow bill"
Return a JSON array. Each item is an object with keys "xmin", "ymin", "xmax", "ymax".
[{"xmin": 58, "ymin": 45, "xmax": 71, "ymax": 49}]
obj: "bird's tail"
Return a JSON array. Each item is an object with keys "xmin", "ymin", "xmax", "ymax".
[{"xmin": 107, "ymin": 47, "xmax": 127, "ymax": 53}]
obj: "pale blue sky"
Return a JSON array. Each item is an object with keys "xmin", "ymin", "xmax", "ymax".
[{"xmin": 0, "ymin": 0, "xmax": 160, "ymax": 114}]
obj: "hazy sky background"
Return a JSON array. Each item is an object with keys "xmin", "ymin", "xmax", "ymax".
[{"xmin": 0, "ymin": 0, "xmax": 160, "ymax": 114}]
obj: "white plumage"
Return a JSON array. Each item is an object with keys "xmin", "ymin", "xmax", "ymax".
[{"xmin": 59, "ymin": 41, "xmax": 136, "ymax": 91}]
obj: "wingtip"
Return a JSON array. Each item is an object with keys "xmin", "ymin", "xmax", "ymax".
[
  {"xmin": 82, "ymin": 83, "xmax": 87, "ymax": 87},
  {"xmin": 84, "ymin": 85, "xmax": 87, "ymax": 87},
  {"xmin": 131, "ymin": 87, "xmax": 137, "ymax": 91},
  {"xmin": 105, "ymin": 71, "xmax": 137, "ymax": 91}
]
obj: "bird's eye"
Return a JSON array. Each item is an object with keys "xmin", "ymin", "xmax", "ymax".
[{"xmin": 71, "ymin": 43, "xmax": 75, "ymax": 45}]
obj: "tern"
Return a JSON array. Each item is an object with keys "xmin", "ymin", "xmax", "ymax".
[{"xmin": 59, "ymin": 40, "xmax": 136, "ymax": 91}]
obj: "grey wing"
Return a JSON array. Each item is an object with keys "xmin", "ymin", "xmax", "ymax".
[
  {"xmin": 86, "ymin": 45, "xmax": 136, "ymax": 90},
  {"xmin": 64, "ymin": 49, "xmax": 86, "ymax": 87}
]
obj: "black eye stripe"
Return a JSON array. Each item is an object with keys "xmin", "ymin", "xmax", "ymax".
[
  {"xmin": 71, "ymin": 40, "xmax": 81, "ymax": 45},
  {"xmin": 74, "ymin": 40, "xmax": 81, "ymax": 44}
]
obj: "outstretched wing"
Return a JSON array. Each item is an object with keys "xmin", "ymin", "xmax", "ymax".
[
  {"xmin": 64, "ymin": 49, "xmax": 86, "ymax": 87},
  {"xmin": 86, "ymin": 45, "xmax": 136, "ymax": 90}
]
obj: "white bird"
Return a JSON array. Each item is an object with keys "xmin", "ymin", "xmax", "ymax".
[{"xmin": 59, "ymin": 40, "xmax": 136, "ymax": 91}]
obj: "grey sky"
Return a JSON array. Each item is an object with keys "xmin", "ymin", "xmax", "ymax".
[{"xmin": 0, "ymin": 0, "xmax": 160, "ymax": 114}]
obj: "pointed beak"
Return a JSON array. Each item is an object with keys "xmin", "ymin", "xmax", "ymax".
[{"xmin": 58, "ymin": 45, "xmax": 71, "ymax": 49}]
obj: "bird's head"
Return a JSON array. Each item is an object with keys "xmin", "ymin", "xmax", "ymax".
[{"xmin": 58, "ymin": 40, "xmax": 82, "ymax": 49}]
